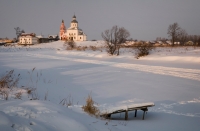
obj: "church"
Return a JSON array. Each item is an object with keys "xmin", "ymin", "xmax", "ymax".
[{"xmin": 59, "ymin": 15, "xmax": 87, "ymax": 41}]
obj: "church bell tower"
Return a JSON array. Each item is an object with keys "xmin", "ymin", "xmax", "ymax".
[{"xmin": 59, "ymin": 20, "xmax": 66, "ymax": 40}]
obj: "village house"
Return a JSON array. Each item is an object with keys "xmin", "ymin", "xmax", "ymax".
[
  {"xmin": 36, "ymin": 35, "xmax": 49, "ymax": 43},
  {"xmin": 59, "ymin": 15, "xmax": 87, "ymax": 41},
  {"xmin": 19, "ymin": 33, "xmax": 38, "ymax": 45},
  {"xmin": 48, "ymin": 35, "xmax": 59, "ymax": 42},
  {"xmin": 0, "ymin": 38, "xmax": 14, "ymax": 44}
]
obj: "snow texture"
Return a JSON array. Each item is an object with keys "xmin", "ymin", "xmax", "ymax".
[{"xmin": 0, "ymin": 41, "xmax": 200, "ymax": 131}]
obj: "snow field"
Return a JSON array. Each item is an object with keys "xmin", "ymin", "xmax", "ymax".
[{"xmin": 0, "ymin": 41, "xmax": 200, "ymax": 131}]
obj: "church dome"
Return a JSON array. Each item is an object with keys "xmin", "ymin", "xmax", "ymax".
[
  {"xmin": 71, "ymin": 19, "xmax": 78, "ymax": 23},
  {"xmin": 71, "ymin": 15, "xmax": 78, "ymax": 23}
]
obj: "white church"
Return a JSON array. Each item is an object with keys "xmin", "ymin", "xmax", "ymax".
[{"xmin": 59, "ymin": 15, "xmax": 87, "ymax": 41}]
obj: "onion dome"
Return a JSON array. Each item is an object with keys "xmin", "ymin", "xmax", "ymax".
[
  {"xmin": 71, "ymin": 15, "xmax": 78, "ymax": 23},
  {"xmin": 71, "ymin": 19, "xmax": 78, "ymax": 23}
]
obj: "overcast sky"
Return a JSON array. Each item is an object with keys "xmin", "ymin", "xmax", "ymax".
[{"xmin": 0, "ymin": 0, "xmax": 200, "ymax": 40}]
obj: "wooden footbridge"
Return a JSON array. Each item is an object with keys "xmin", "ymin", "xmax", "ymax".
[{"xmin": 100, "ymin": 103, "xmax": 155, "ymax": 120}]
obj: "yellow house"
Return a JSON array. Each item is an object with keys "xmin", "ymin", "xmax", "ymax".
[{"xmin": 19, "ymin": 33, "xmax": 38, "ymax": 45}]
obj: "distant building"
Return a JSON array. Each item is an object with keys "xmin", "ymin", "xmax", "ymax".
[
  {"xmin": 174, "ymin": 42, "xmax": 180, "ymax": 45},
  {"xmin": 0, "ymin": 38, "xmax": 14, "ymax": 44},
  {"xmin": 157, "ymin": 41, "xmax": 163, "ymax": 44},
  {"xmin": 19, "ymin": 33, "xmax": 38, "ymax": 45},
  {"xmin": 36, "ymin": 35, "xmax": 49, "ymax": 43},
  {"xmin": 149, "ymin": 41, "xmax": 156, "ymax": 44},
  {"xmin": 59, "ymin": 15, "xmax": 87, "ymax": 41},
  {"xmin": 186, "ymin": 41, "xmax": 194, "ymax": 45},
  {"xmin": 0, "ymin": 39, "xmax": 6, "ymax": 45},
  {"xmin": 125, "ymin": 40, "xmax": 136, "ymax": 46},
  {"xmin": 166, "ymin": 41, "xmax": 172, "ymax": 45},
  {"xmin": 36, "ymin": 35, "xmax": 44, "ymax": 39},
  {"xmin": 3, "ymin": 39, "xmax": 13, "ymax": 43},
  {"xmin": 48, "ymin": 35, "xmax": 59, "ymax": 42}
]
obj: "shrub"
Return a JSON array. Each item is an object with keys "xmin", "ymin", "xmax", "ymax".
[
  {"xmin": 59, "ymin": 95, "xmax": 73, "ymax": 107},
  {"xmin": 89, "ymin": 46, "xmax": 97, "ymax": 51},
  {"xmin": 24, "ymin": 87, "xmax": 36, "ymax": 99},
  {"xmin": 64, "ymin": 39, "xmax": 76, "ymax": 50},
  {"xmin": 14, "ymin": 91, "xmax": 22, "ymax": 99},
  {"xmin": 0, "ymin": 70, "xmax": 20, "ymax": 89},
  {"xmin": 133, "ymin": 42, "xmax": 154, "ymax": 59},
  {"xmin": 0, "ymin": 70, "xmax": 20, "ymax": 100},
  {"xmin": 27, "ymin": 89, "xmax": 32, "ymax": 94},
  {"xmin": 82, "ymin": 94, "xmax": 100, "ymax": 116},
  {"xmin": 0, "ymin": 88, "xmax": 9, "ymax": 100},
  {"xmin": 76, "ymin": 46, "xmax": 86, "ymax": 51}
]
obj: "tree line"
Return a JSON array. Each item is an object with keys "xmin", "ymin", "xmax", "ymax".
[
  {"xmin": 101, "ymin": 23, "xmax": 200, "ymax": 57},
  {"xmin": 168, "ymin": 22, "xmax": 200, "ymax": 46}
]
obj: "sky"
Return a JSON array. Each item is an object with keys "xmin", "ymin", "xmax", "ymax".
[{"xmin": 0, "ymin": 0, "xmax": 200, "ymax": 41}]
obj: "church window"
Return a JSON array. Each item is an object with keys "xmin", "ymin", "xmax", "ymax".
[
  {"xmin": 74, "ymin": 37, "xmax": 76, "ymax": 39},
  {"xmin": 80, "ymin": 37, "xmax": 81, "ymax": 39}
]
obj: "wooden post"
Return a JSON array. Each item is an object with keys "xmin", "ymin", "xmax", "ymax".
[
  {"xmin": 135, "ymin": 110, "xmax": 137, "ymax": 117},
  {"xmin": 142, "ymin": 111, "xmax": 145, "ymax": 120},
  {"xmin": 125, "ymin": 110, "xmax": 128, "ymax": 120}
]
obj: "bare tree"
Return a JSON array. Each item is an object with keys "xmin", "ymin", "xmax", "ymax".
[
  {"xmin": 101, "ymin": 26, "xmax": 130, "ymax": 55},
  {"xmin": 133, "ymin": 42, "xmax": 154, "ymax": 59},
  {"xmin": 14, "ymin": 27, "xmax": 25, "ymax": 40},
  {"xmin": 198, "ymin": 36, "xmax": 200, "ymax": 46},
  {"xmin": 187, "ymin": 35, "xmax": 200, "ymax": 46},
  {"xmin": 178, "ymin": 29, "xmax": 188, "ymax": 45},
  {"xmin": 193, "ymin": 35, "xmax": 198, "ymax": 45},
  {"xmin": 101, "ymin": 26, "xmax": 118, "ymax": 55},
  {"xmin": 167, "ymin": 23, "xmax": 181, "ymax": 46},
  {"xmin": 116, "ymin": 27, "xmax": 130, "ymax": 55}
]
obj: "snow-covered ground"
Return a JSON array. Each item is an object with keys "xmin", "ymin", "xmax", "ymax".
[{"xmin": 0, "ymin": 41, "xmax": 200, "ymax": 131}]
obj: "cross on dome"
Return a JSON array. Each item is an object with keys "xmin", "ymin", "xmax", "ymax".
[{"xmin": 73, "ymin": 14, "xmax": 76, "ymax": 19}]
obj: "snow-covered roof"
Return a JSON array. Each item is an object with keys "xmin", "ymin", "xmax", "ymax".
[
  {"xmin": 157, "ymin": 41, "xmax": 163, "ymax": 44},
  {"xmin": 21, "ymin": 33, "xmax": 36, "ymax": 37},
  {"xmin": 49, "ymin": 35, "xmax": 58, "ymax": 38},
  {"xmin": 166, "ymin": 41, "xmax": 172, "ymax": 45},
  {"xmin": 36, "ymin": 35, "xmax": 43, "ymax": 38}
]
